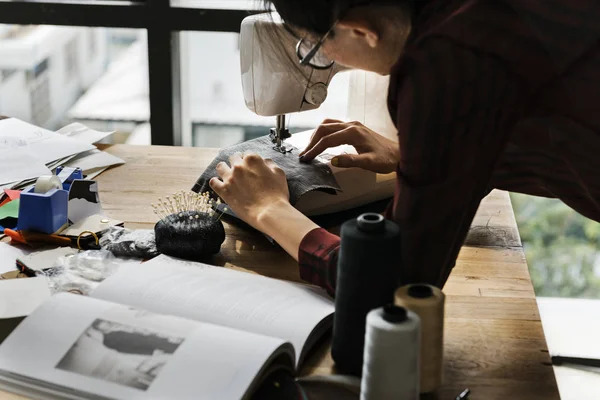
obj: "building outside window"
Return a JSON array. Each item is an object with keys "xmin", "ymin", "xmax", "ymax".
[
  {"xmin": 88, "ymin": 29, "xmax": 96, "ymax": 61},
  {"xmin": 65, "ymin": 38, "xmax": 78, "ymax": 82},
  {"xmin": 30, "ymin": 76, "xmax": 51, "ymax": 125}
]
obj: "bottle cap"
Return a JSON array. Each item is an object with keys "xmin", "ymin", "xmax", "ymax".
[
  {"xmin": 382, "ymin": 304, "xmax": 408, "ymax": 323},
  {"xmin": 408, "ymin": 284, "xmax": 434, "ymax": 299},
  {"xmin": 357, "ymin": 213, "xmax": 385, "ymax": 233}
]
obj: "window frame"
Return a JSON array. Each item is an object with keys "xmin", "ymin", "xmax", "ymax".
[{"xmin": 0, "ymin": 0, "xmax": 260, "ymax": 145}]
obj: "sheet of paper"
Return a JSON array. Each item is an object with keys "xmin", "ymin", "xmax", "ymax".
[
  {"xmin": 84, "ymin": 167, "xmax": 108, "ymax": 181},
  {"xmin": 16, "ymin": 247, "xmax": 78, "ymax": 272},
  {"xmin": 47, "ymin": 155, "xmax": 78, "ymax": 171},
  {"xmin": 0, "ymin": 191, "xmax": 19, "ymax": 208},
  {"xmin": 92, "ymin": 255, "xmax": 334, "ymax": 367},
  {"xmin": 0, "ymin": 294, "xmax": 291, "ymax": 400},
  {"xmin": 0, "ymin": 200, "xmax": 19, "ymax": 221},
  {"xmin": 0, "ymin": 118, "xmax": 94, "ymax": 168},
  {"xmin": 0, "ymin": 183, "xmax": 14, "ymax": 193},
  {"xmin": 62, "ymin": 149, "xmax": 124, "ymax": 173},
  {"xmin": 0, "ymin": 243, "xmax": 30, "ymax": 274},
  {"xmin": 3, "ymin": 190, "xmax": 20, "ymax": 201},
  {"xmin": 0, "ymin": 148, "xmax": 52, "ymax": 186},
  {"xmin": 56, "ymin": 123, "xmax": 115, "ymax": 144},
  {"xmin": 0, "ymin": 278, "xmax": 51, "ymax": 319}
]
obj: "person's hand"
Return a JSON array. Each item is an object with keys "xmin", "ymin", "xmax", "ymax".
[
  {"xmin": 209, "ymin": 152, "xmax": 290, "ymax": 227},
  {"xmin": 299, "ymin": 119, "xmax": 400, "ymax": 174}
]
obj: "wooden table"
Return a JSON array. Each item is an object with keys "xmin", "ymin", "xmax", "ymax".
[{"xmin": 2, "ymin": 144, "xmax": 560, "ymax": 400}]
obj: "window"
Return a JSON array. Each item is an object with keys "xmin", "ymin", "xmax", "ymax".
[
  {"xmin": 65, "ymin": 38, "xmax": 78, "ymax": 81},
  {"xmin": 31, "ymin": 77, "xmax": 51, "ymax": 125},
  {"xmin": 0, "ymin": 24, "xmax": 148, "ymax": 137},
  {"xmin": 0, "ymin": 1, "xmax": 255, "ymax": 145},
  {"xmin": 88, "ymin": 29, "xmax": 96, "ymax": 61},
  {"xmin": 34, "ymin": 59, "xmax": 49, "ymax": 78},
  {"xmin": 0, "ymin": 69, "xmax": 16, "ymax": 81}
]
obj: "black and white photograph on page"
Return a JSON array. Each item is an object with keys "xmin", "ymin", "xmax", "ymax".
[{"xmin": 56, "ymin": 312, "xmax": 185, "ymax": 391}]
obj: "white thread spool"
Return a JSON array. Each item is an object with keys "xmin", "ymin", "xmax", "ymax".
[
  {"xmin": 34, "ymin": 175, "xmax": 62, "ymax": 194},
  {"xmin": 395, "ymin": 284, "xmax": 445, "ymax": 394},
  {"xmin": 361, "ymin": 305, "xmax": 420, "ymax": 400}
]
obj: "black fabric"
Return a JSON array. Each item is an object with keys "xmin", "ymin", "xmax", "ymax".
[{"xmin": 191, "ymin": 136, "xmax": 341, "ymax": 205}]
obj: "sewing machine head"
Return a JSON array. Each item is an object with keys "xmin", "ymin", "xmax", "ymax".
[{"xmin": 240, "ymin": 13, "xmax": 344, "ymax": 152}]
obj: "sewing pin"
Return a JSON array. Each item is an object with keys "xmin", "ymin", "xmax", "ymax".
[
  {"xmin": 152, "ymin": 207, "xmax": 165, "ymax": 220},
  {"xmin": 191, "ymin": 193, "xmax": 199, "ymax": 212},
  {"xmin": 185, "ymin": 190, "xmax": 193, "ymax": 211},
  {"xmin": 184, "ymin": 191, "xmax": 191, "ymax": 211},
  {"xmin": 164, "ymin": 196, "xmax": 176, "ymax": 214},
  {"xmin": 151, "ymin": 204, "xmax": 167, "ymax": 220},
  {"xmin": 189, "ymin": 193, "xmax": 197, "ymax": 212},
  {"xmin": 158, "ymin": 200, "xmax": 167, "ymax": 216},
  {"xmin": 216, "ymin": 207, "xmax": 228, "ymax": 221},
  {"xmin": 179, "ymin": 191, "xmax": 186, "ymax": 211},
  {"xmin": 175, "ymin": 193, "xmax": 183, "ymax": 213},
  {"xmin": 159, "ymin": 199, "xmax": 173, "ymax": 215},
  {"xmin": 162, "ymin": 199, "xmax": 175, "ymax": 216},
  {"xmin": 455, "ymin": 388, "xmax": 470, "ymax": 400}
]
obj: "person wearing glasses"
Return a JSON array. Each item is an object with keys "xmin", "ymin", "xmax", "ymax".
[{"xmin": 209, "ymin": 0, "xmax": 600, "ymax": 297}]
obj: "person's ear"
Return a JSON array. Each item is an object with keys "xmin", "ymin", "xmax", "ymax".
[{"xmin": 336, "ymin": 18, "xmax": 380, "ymax": 48}]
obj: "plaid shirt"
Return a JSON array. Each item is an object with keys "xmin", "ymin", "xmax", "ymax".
[{"xmin": 299, "ymin": 0, "xmax": 600, "ymax": 296}]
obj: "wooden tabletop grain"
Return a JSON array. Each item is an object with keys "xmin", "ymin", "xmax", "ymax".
[{"xmin": 1, "ymin": 143, "xmax": 559, "ymax": 400}]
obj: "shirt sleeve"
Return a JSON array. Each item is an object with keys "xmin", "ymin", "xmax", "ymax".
[
  {"xmin": 298, "ymin": 228, "xmax": 340, "ymax": 297},
  {"xmin": 298, "ymin": 37, "xmax": 521, "ymax": 295}
]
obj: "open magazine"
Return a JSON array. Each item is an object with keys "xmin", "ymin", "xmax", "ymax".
[{"xmin": 0, "ymin": 255, "xmax": 334, "ymax": 400}]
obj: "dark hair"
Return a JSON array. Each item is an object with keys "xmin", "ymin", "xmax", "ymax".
[
  {"xmin": 256, "ymin": 0, "xmax": 419, "ymax": 84},
  {"xmin": 262, "ymin": 0, "xmax": 419, "ymax": 36}
]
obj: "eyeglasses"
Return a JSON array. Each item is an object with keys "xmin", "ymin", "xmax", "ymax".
[{"xmin": 296, "ymin": 23, "xmax": 337, "ymax": 70}]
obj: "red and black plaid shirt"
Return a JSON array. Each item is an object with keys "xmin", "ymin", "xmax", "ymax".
[{"xmin": 298, "ymin": 0, "xmax": 600, "ymax": 297}]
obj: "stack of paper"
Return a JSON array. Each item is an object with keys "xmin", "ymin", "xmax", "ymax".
[{"xmin": 0, "ymin": 119, "xmax": 125, "ymax": 194}]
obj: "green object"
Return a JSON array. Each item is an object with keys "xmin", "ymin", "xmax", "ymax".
[{"xmin": 0, "ymin": 199, "xmax": 19, "ymax": 221}]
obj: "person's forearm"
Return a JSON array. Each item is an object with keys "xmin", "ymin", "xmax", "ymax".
[{"xmin": 254, "ymin": 200, "xmax": 319, "ymax": 261}]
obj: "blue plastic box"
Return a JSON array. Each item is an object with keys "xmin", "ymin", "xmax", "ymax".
[{"xmin": 18, "ymin": 186, "xmax": 69, "ymax": 234}]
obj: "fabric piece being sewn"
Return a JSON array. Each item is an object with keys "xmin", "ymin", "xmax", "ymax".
[{"xmin": 191, "ymin": 135, "xmax": 341, "ymax": 205}]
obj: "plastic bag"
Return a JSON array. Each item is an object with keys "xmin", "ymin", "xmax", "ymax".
[
  {"xmin": 100, "ymin": 226, "xmax": 159, "ymax": 259},
  {"xmin": 40, "ymin": 250, "xmax": 132, "ymax": 295}
]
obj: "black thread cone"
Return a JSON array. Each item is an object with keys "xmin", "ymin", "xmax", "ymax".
[{"xmin": 331, "ymin": 213, "xmax": 401, "ymax": 376}]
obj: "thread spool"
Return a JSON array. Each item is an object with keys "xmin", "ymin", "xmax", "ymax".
[
  {"xmin": 34, "ymin": 175, "xmax": 62, "ymax": 194},
  {"xmin": 332, "ymin": 213, "xmax": 401, "ymax": 376},
  {"xmin": 394, "ymin": 284, "xmax": 445, "ymax": 393},
  {"xmin": 361, "ymin": 305, "xmax": 420, "ymax": 400}
]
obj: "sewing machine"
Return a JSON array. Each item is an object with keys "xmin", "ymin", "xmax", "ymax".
[
  {"xmin": 240, "ymin": 13, "xmax": 347, "ymax": 153},
  {"xmin": 239, "ymin": 13, "xmax": 398, "ymax": 216}
]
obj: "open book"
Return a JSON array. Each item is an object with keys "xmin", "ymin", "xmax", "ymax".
[{"xmin": 0, "ymin": 255, "xmax": 334, "ymax": 400}]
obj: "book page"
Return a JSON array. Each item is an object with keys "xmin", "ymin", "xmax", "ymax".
[
  {"xmin": 0, "ymin": 277, "xmax": 50, "ymax": 319},
  {"xmin": 91, "ymin": 256, "xmax": 335, "ymax": 368},
  {"xmin": 0, "ymin": 294, "xmax": 292, "ymax": 400}
]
